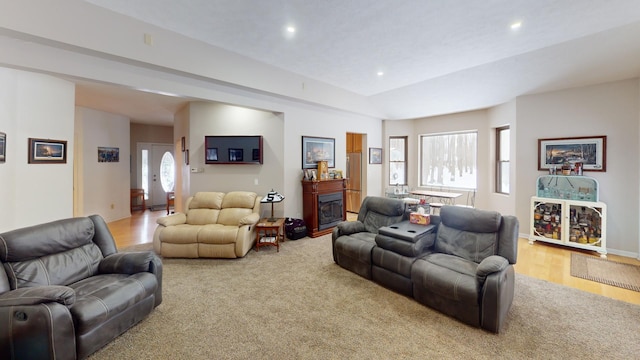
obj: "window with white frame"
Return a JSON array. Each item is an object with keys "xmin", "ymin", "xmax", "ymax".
[
  {"xmin": 389, "ymin": 136, "xmax": 407, "ymax": 185},
  {"xmin": 419, "ymin": 131, "xmax": 477, "ymax": 189},
  {"xmin": 496, "ymin": 126, "xmax": 510, "ymax": 194}
]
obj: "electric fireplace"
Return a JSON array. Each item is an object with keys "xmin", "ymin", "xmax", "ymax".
[
  {"xmin": 318, "ymin": 192, "xmax": 344, "ymax": 230},
  {"xmin": 301, "ymin": 178, "xmax": 347, "ymax": 237}
]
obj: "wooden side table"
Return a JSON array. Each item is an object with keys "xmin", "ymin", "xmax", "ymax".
[
  {"xmin": 166, "ymin": 191, "xmax": 175, "ymax": 214},
  {"xmin": 255, "ymin": 218, "xmax": 285, "ymax": 252},
  {"xmin": 130, "ymin": 189, "xmax": 146, "ymax": 213}
]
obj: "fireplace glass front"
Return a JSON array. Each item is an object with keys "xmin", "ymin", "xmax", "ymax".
[{"xmin": 318, "ymin": 192, "xmax": 343, "ymax": 230}]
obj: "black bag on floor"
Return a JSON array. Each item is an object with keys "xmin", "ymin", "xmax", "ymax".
[{"xmin": 284, "ymin": 218, "xmax": 307, "ymax": 240}]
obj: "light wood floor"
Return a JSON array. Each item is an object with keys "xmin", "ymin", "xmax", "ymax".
[{"xmin": 109, "ymin": 210, "xmax": 640, "ymax": 306}]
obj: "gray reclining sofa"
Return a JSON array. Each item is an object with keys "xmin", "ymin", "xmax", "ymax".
[{"xmin": 332, "ymin": 196, "xmax": 519, "ymax": 333}]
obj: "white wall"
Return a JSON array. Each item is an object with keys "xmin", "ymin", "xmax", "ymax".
[
  {"xmin": 384, "ymin": 80, "xmax": 640, "ymax": 257},
  {"xmin": 186, "ymin": 102, "xmax": 284, "ymax": 219},
  {"xmin": 516, "ymin": 79, "xmax": 640, "ymax": 256},
  {"xmin": 280, "ymin": 103, "xmax": 383, "ymax": 219},
  {"xmin": 0, "ymin": 9, "xmax": 384, "ymax": 221},
  {"xmin": 75, "ymin": 107, "xmax": 131, "ymax": 222},
  {"xmin": 182, "ymin": 100, "xmax": 383, "ymax": 221},
  {"xmin": 0, "ymin": 68, "xmax": 74, "ymax": 232}
]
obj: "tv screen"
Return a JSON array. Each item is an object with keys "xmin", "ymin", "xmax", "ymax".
[{"xmin": 205, "ymin": 135, "xmax": 263, "ymax": 164}]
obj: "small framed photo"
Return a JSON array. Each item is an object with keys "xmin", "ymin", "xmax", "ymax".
[
  {"xmin": 206, "ymin": 148, "xmax": 218, "ymax": 162},
  {"xmin": 28, "ymin": 138, "xmax": 67, "ymax": 164},
  {"xmin": 98, "ymin": 147, "xmax": 119, "ymax": 162},
  {"xmin": 369, "ymin": 147, "xmax": 382, "ymax": 164},
  {"xmin": 229, "ymin": 148, "xmax": 243, "ymax": 162},
  {"xmin": 0, "ymin": 132, "xmax": 5, "ymax": 163}
]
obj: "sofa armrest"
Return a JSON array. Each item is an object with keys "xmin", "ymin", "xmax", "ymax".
[
  {"xmin": 240, "ymin": 212, "xmax": 260, "ymax": 226},
  {"xmin": 476, "ymin": 255, "xmax": 509, "ymax": 285},
  {"xmin": 332, "ymin": 221, "xmax": 366, "ymax": 263},
  {"xmin": 335, "ymin": 221, "xmax": 366, "ymax": 236},
  {"xmin": 149, "ymin": 254, "xmax": 163, "ymax": 307},
  {"xmin": 156, "ymin": 213, "xmax": 187, "ymax": 227},
  {"xmin": 99, "ymin": 251, "xmax": 154, "ymax": 275},
  {"xmin": 0, "ymin": 296, "xmax": 77, "ymax": 359},
  {"xmin": 0, "ymin": 286, "xmax": 75, "ymax": 306},
  {"xmin": 480, "ymin": 265, "xmax": 515, "ymax": 333}
]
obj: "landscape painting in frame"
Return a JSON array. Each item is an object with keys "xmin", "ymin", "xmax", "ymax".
[
  {"xmin": 538, "ymin": 136, "xmax": 606, "ymax": 172},
  {"xmin": 98, "ymin": 147, "xmax": 120, "ymax": 162},
  {"xmin": 0, "ymin": 132, "xmax": 5, "ymax": 163},
  {"xmin": 302, "ymin": 136, "xmax": 335, "ymax": 169},
  {"xmin": 28, "ymin": 138, "xmax": 67, "ymax": 164}
]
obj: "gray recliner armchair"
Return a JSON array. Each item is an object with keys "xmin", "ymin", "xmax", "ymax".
[
  {"xmin": 332, "ymin": 196, "xmax": 406, "ymax": 279},
  {"xmin": 0, "ymin": 215, "xmax": 162, "ymax": 359},
  {"xmin": 411, "ymin": 205, "xmax": 519, "ymax": 333}
]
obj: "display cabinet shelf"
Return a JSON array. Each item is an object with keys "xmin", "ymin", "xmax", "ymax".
[
  {"xmin": 535, "ymin": 175, "xmax": 599, "ymax": 202},
  {"xmin": 529, "ymin": 196, "xmax": 607, "ymax": 257}
]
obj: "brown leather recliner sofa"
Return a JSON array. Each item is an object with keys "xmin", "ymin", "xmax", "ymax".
[
  {"xmin": 0, "ymin": 215, "xmax": 163, "ymax": 360},
  {"xmin": 333, "ymin": 197, "xmax": 519, "ymax": 333}
]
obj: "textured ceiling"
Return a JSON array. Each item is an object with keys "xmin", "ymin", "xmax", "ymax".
[{"xmin": 78, "ymin": 0, "xmax": 640, "ymax": 122}]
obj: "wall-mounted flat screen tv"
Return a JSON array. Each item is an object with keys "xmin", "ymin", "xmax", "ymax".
[{"xmin": 205, "ymin": 135, "xmax": 263, "ymax": 164}]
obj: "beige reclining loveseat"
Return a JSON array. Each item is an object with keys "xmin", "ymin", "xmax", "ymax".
[{"xmin": 153, "ymin": 191, "xmax": 261, "ymax": 258}]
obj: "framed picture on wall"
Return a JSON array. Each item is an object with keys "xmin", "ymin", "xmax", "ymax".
[
  {"xmin": 369, "ymin": 147, "xmax": 382, "ymax": 164},
  {"xmin": 538, "ymin": 136, "xmax": 606, "ymax": 172},
  {"xmin": 98, "ymin": 147, "xmax": 119, "ymax": 162},
  {"xmin": 302, "ymin": 136, "xmax": 335, "ymax": 169},
  {"xmin": 229, "ymin": 148, "xmax": 244, "ymax": 162},
  {"xmin": 28, "ymin": 138, "xmax": 67, "ymax": 164},
  {"xmin": 206, "ymin": 148, "xmax": 218, "ymax": 162},
  {"xmin": 0, "ymin": 132, "xmax": 5, "ymax": 163}
]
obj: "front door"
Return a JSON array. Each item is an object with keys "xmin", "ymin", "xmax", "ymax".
[{"xmin": 150, "ymin": 144, "xmax": 174, "ymax": 209}]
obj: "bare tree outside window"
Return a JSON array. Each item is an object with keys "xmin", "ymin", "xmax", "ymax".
[{"xmin": 419, "ymin": 132, "xmax": 477, "ymax": 189}]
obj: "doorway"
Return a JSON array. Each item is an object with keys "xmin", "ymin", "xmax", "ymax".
[
  {"xmin": 346, "ymin": 132, "xmax": 364, "ymax": 213},
  {"xmin": 137, "ymin": 143, "xmax": 174, "ymax": 210}
]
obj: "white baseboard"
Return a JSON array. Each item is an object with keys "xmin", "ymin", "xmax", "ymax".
[{"xmin": 518, "ymin": 233, "xmax": 639, "ymax": 260}]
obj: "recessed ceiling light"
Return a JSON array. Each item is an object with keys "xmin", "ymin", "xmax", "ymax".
[
  {"xmin": 377, "ymin": 71, "xmax": 384, "ymax": 76},
  {"xmin": 510, "ymin": 21, "xmax": 522, "ymax": 30},
  {"xmin": 286, "ymin": 26, "xmax": 296, "ymax": 33}
]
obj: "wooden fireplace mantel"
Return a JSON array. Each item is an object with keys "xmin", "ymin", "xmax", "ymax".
[{"xmin": 301, "ymin": 178, "xmax": 347, "ymax": 237}]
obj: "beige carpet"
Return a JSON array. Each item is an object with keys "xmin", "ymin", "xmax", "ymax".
[
  {"xmin": 93, "ymin": 236, "xmax": 640, "ymax": 359},
  {"xmin": 571, "ymin": 253, "xmax": 640, "ymax": 292}
]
